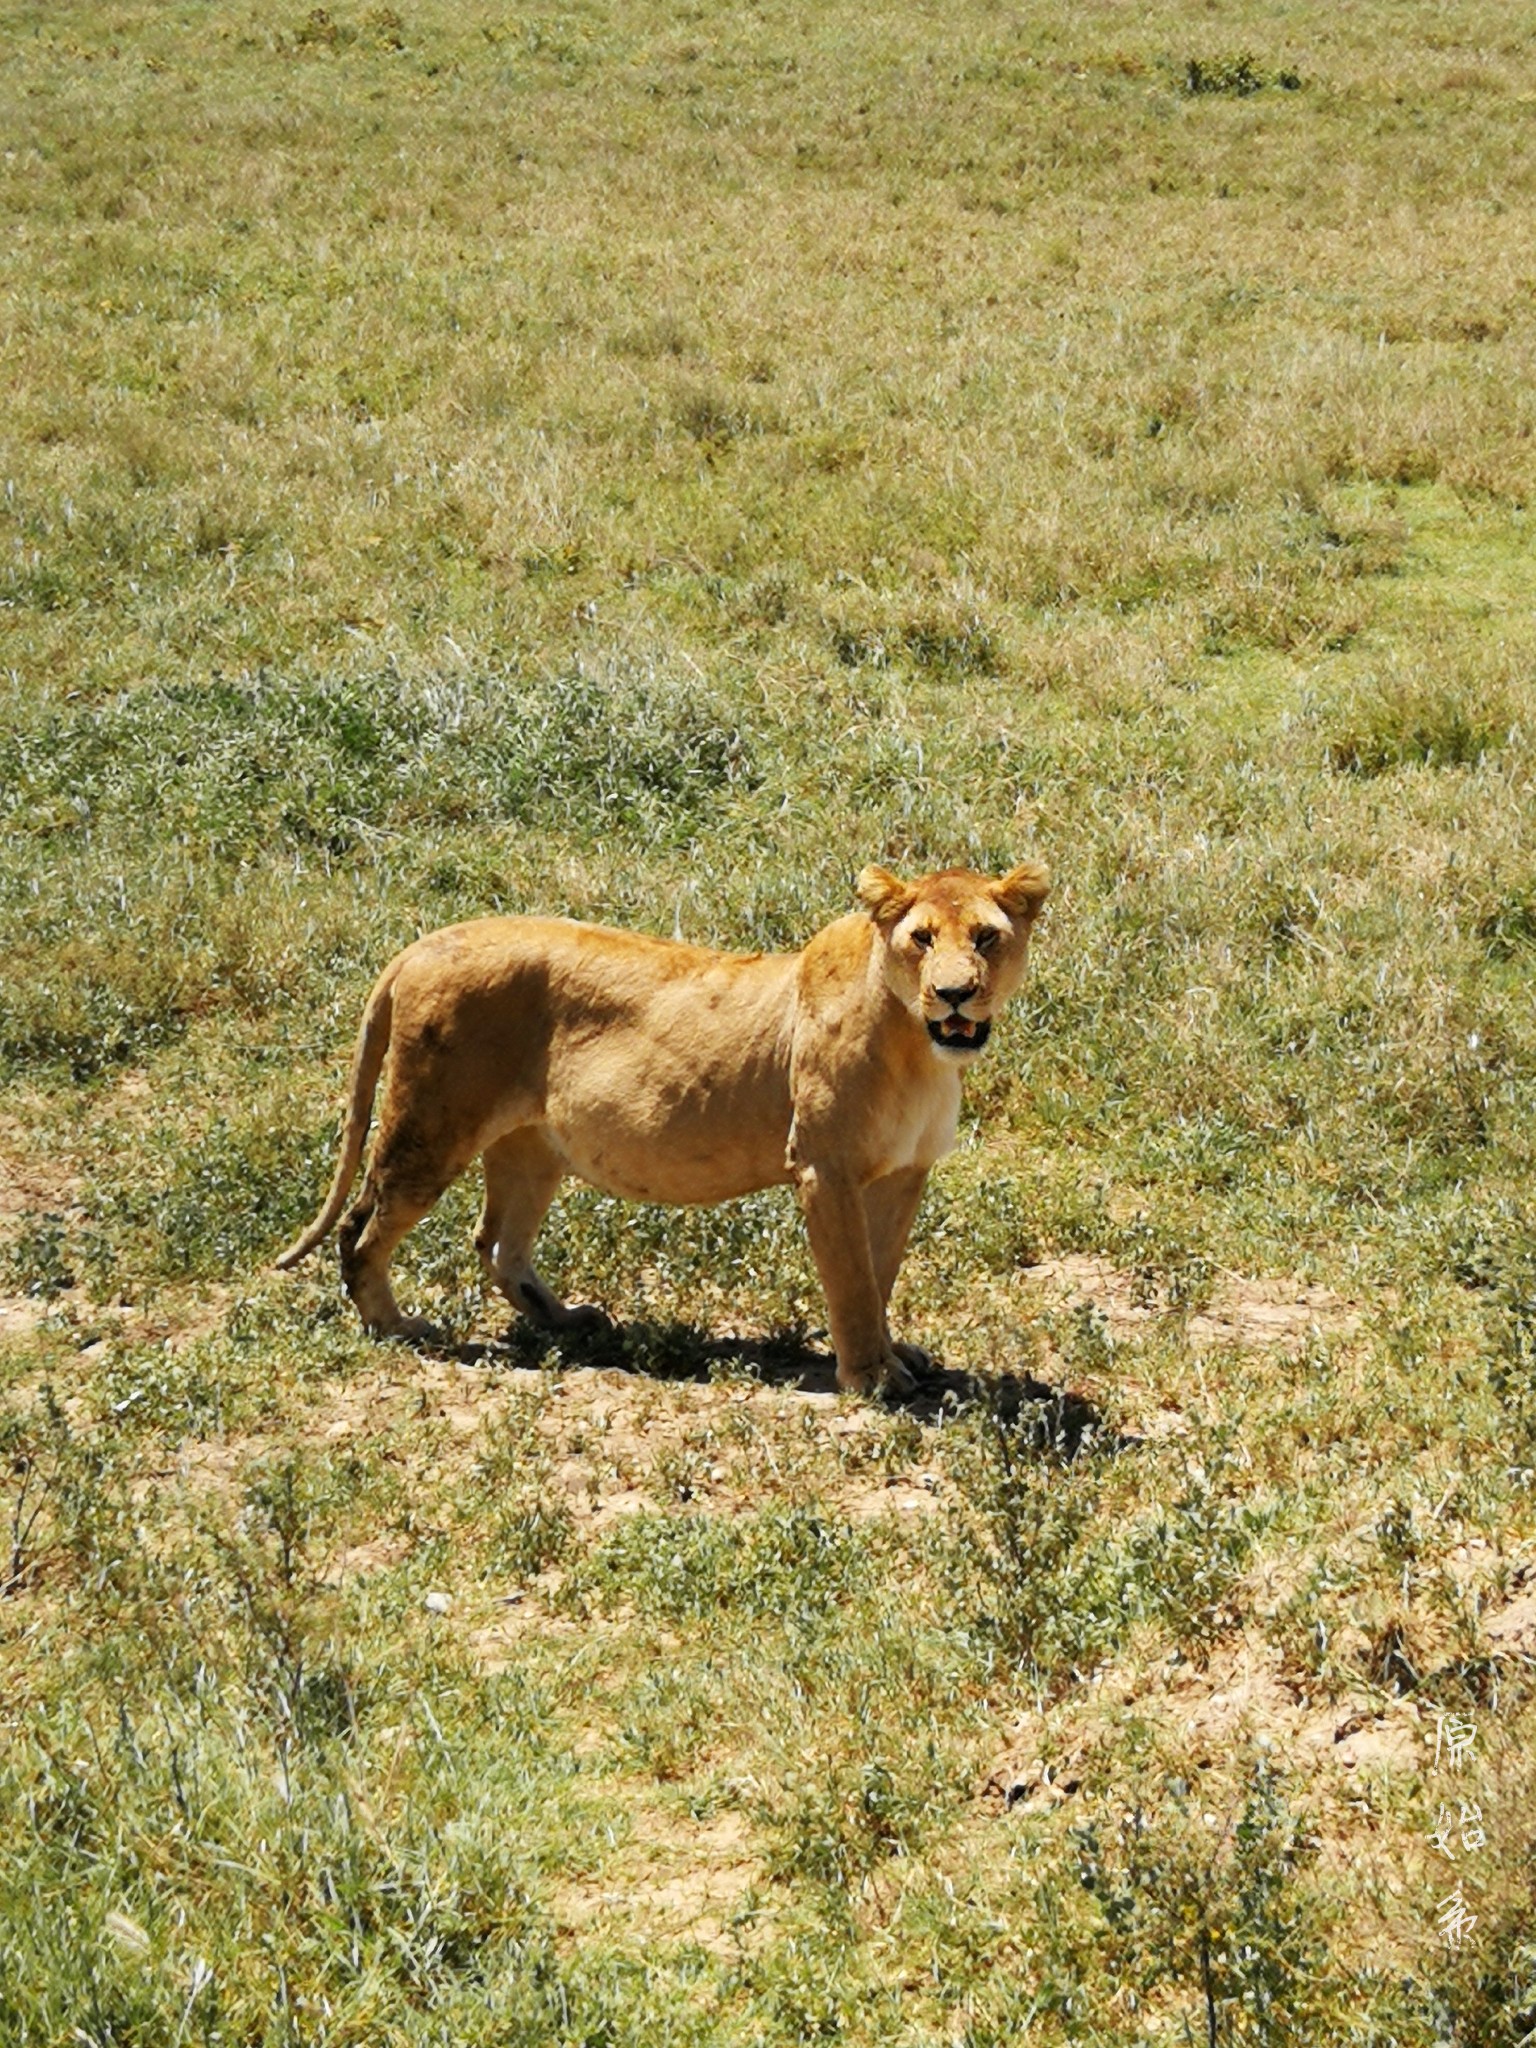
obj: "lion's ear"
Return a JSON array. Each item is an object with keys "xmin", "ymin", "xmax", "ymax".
[
  {"xmin": 855, "ymin": 865, "xmax": 915, "ymax": 926},
  {"xmin": 992, "ymin": 861, "xmax": 1050, "ymax": 925}
]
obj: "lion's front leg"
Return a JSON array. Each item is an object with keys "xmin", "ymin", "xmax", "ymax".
[
  {"xmin": 864, "ymin": 1165, "xmax": 934, "ymax": 1377},
  {"xmin": 795, "ymin": 1162, "xmax": 915, "ymax": 1396}
]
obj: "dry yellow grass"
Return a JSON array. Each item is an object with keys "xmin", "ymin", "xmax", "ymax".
[{"xmin": 3, "ymin": 2, "xmax": 1536, "ymax": 2040}]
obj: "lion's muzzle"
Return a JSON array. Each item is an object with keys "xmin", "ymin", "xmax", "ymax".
[{"xmin": 926, "ymin": 1014, "xmax": 991, "ymax": 1053}]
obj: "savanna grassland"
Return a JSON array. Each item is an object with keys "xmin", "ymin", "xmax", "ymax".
[{"xmin": 5, "ymin": 0, "xmax": 1536, "ymax": 2039}]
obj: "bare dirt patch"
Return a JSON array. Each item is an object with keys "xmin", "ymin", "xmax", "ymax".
[
  {"xmin": 982, "ymin": 1634, "xmax": 1426, "ymax": 1823},
  {"xmin": 279, "ymin": 1355, "xmax": 953, "ymax": 1533},
  {"xmin": 2, "ymin": 1289, "xmax": 235, "ymax": 1369},
  {"xmin": 1483, "ymin": 1582, "xmax": 1536, "ymax": 1661},
  {"xmin": 0, "ymin": 1122, "xmax": 81, "ymax": 1225},
  {"xmin": 1022, "ymin": 1255, "xmax": 1359, "ymax": 1353},
  {"xmin": 0, "ymin": 1294, "xmax": 52, "ymax": 1342},
  {"xmin": 550, "ymin": 1807, "xmax": 760, "ymax": 1954},
  {"xmin": 0, "ymin": 1127, "xmax": 83, "ymax": 1337}
]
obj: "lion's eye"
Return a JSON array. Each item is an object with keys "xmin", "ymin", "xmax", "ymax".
[
  {"xmin": 911, "ymin": 928, "xmax": 935, "ymax": 950},
  {"xmin": 974, "ymin": 928, "xmax": 1001, "ymax": 954}
]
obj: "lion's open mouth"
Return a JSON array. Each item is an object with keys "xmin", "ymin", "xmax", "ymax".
[{"xmin": 927, "ymin": 1015, "xmax": 991, "ymax": 1053}]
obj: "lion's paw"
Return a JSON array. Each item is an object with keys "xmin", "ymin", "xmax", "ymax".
[
  {"xmin": 385, "ymin": 1314, "xmax": 448, "ymax": 1348},
  {"xmin": 891, "ymin": 1339, "xmax": 937, "ymax": 1379},
  {"xmin": 837, "ymin": 1348, "xmax": 919, "ymax": 1399},
  {"xmin": 880, "ymin": 1349, "xmax": 922, "ymax": 1399},
  {"xmin": 553, "ymin": 1301, "xmax": 610, "ymax": 1336}
]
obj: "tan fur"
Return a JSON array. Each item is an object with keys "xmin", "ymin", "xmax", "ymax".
[{"xmin": 277, "ymin": 861, "xmax": 1048, "ymax": 1394}]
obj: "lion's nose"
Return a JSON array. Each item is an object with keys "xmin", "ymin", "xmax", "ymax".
[{"xmin": 935, "ymin": 982, "xmax": 977, "ymax": 1008}]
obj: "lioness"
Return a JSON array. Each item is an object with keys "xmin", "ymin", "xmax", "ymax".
[{"xmin": 277, "ymin": 860, "xmax": 1048, "ymax": 1394}]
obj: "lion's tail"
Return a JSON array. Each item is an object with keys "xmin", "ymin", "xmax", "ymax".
[{"xmin": 274, "ymin": 962, "xmax": 400, "ymax": 1270}]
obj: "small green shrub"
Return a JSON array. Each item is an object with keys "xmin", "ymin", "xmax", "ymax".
[
  {"xmin": 614, "ymin": 1665, "xmax": 721, "ymax": 1780},
  {"xmin": 1125, "ymin": 1453, "xmax": 1269, "ymax": 1646},
  {"xmin": 943, "ymin": 1397, "xmax": 1126, "ymax": 1686},
  {"xmin": 1073, "ymin": 1762, "xmax": 1337, "ymax": 2042},
  {"xmin": 88, "ymin": 1112, "xmax": 336, "ymax": 1281},
  {"xmin": 1183, "ymin": 53, "xmax": 1298, "ymax": 95},
  {"xmin": 0, "ymin": 1213, "xmax": 76, "ymax": 1299},
  {"xmin": 1485, "ymin": 1260, "xmax": 1536, "ymax": 1453},
  {"xmin": 1326, "ymin": 672, "xmax": 1514, "ymax": 774},
  {"xmin": 567, "ymin": 1505, "xmax": 868, "ymax": 1629},
  {"xmin": 898, "ymin": 604, "xmax": 1000, "ymax": 678},
  {"xmin": 671, "ymin": 381, "xmax": 767, "ymax": 445},
  {"xmin": 487, "ymin": 1493, "xmax": 576, "ymax": 1582},
  {"xmin": 826, "ymin": 600, "xmax": 1001, "ymax": 679},
  {"xmin": 1477, "ymin": 884, "xmax": 1536, "ymax": 960},
  {"xmin": 762, "ymin": 1750, "xmax": 945, "ymax": 1893}
]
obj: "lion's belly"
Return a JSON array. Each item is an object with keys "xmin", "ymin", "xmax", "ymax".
[
  {"xmin": 544, "ymin": 1085, "xmax": 795, "ymax": 1205},
  {"xmin": 556, "ymin": 1128, "xmax": 793, "ymax": 1206},
  {"xmin": 537, "ymin": 986, "xmax": 797, "ymax": 1206}
]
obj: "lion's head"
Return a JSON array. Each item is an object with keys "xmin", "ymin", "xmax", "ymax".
[{"xmin": 855, "ymin": 861, "xmax": 1049, "ymax": 1061}]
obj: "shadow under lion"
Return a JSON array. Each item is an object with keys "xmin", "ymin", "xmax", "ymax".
[{"xmin": 446, "ymin": 1312, "xmax": 1110, "ymax": 1456}]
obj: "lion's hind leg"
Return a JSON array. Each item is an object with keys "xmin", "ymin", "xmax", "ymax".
[
  {"xmin": 340, "ymin": 1146, "xmax": 469, "ymax": 1344},
  {"xmin": 476, "ymin": 1128, "xmax": 606, "ymax": 1334}
]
